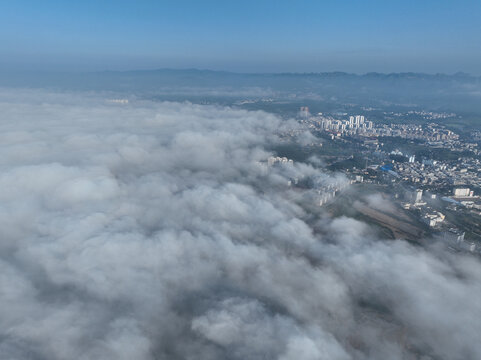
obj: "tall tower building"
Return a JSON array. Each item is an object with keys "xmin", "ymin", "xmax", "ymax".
[
  {"xmin": 355, "ymin": 115, "xmax": 361, "ymax": 127},
  {"xmin": 414, "ymin": 189, "xmax": 423, "ymax": 203},
  {"xmin": 299, "ymin": 107, "xmax": 310, "ymax": 118}
]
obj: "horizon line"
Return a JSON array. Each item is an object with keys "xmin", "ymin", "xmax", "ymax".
[{"xmin": 2, "ymin": 67, "xmax": 479, "ymax": 78}]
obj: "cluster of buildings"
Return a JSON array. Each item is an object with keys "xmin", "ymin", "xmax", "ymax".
[
  {"xmin": 317, "ymin": 179, "xmax": 351, "ymax": 206},
  {"xmin": 107, "ymin": 98, "xmax": 129, "ymax": 104},
  {"xmin": 405, "ymin": 110, "xmax": 457, "ymax": 120},
  {"xmin": 303, "ymin": 114, "xmax": 373, "ymax": 136},
  {"xmin": 392, "ymin": 158, "xmax": 481, "ymax": 188},
  {"xmin": 267, "ymin": 156, "xmax": 294, "ymax": 166},
  {"xmin": 471, "ymin": 130, "xmax": 481, "ymax": 141},
  {"xmin": 293, "ymin": 108, "xmax": 481, "ymax": 253},
  {"xmin": 443, "ymin": 230, "xmax": 479, "ymax": 254},
  {"xmin": 399, "ymin": 186, "xmax": 481, "ymax": 255},
  {"xmin": 301, "ymin": 110, "xmax": 461, "ymax": 144},
  {"xmin": 303, "ymin": 111, "xmax": 478, "ymax": 158},
  {"xmin": 264, "ymin": 154, "xmax": 351, "ymax": 207},
  {"xmin": 372, "ymin": 123, "xmax": 459, "ymax": 142},
  {"xmin": 299, "ymin": 106, "xmax": 311, "ymax": 118},
  {"xmin": 449, "ymin": 187, "xmax": 481, "ymax": 211},
  {"xmin": 385, "ymin": 110, "xmax": 456, "ymax": 119}
]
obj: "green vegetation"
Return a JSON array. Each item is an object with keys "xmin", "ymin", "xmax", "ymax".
[
  {"xmin": 379, "ymin": 136, "xmax": 475, "ymax": 161},
  {"xmin": 328, "ymin": 155, "xmax": 366, "ymax": 171}
]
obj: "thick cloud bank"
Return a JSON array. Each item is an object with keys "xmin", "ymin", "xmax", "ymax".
[{"xmin": 0, "ymin": 89, "xmax": 480, "ymax": 360}]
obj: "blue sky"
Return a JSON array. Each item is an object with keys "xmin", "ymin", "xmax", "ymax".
[{"xmin": 1, "ymin": 0, "xmax": 480, "ymax": 74}]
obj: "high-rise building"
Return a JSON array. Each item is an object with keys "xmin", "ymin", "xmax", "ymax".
[
  {"xmin": 299, "ymin": 106, "xmax": 310, "ymax": 118},
  {"xmin": 453, "ymin": 188, "xmax": 471, "ymax": 197},
  {"xmin": 414, "ymin": 189, "xmax": 423, "ymax": 203},
  {"xmin": 348, "ymin": 116, "xmax": 354, "ymax": 128}
]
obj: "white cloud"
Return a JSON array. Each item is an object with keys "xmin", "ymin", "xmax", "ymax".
[{"xmin": 0, "ymin": 88, "xmax": 480, "ymax": 360}]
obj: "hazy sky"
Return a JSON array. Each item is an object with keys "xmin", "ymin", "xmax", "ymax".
[{"xmin": 1, "ymin": 0, "xmax": 480, "ymax": 74}]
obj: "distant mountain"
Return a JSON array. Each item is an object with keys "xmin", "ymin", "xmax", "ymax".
[{"xmin": 1, "ymin": 68, "xmax": 480, "ymax": 113}]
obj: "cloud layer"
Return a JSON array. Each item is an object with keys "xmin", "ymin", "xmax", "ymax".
[{"xmin": 0, "ymin": 89, "xmax": 480, "ymax": 360}]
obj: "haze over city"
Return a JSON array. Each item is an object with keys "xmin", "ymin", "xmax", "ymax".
[{"xmin": 1, "ymin": 2, "xmax": 481, "ymax": 360}]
